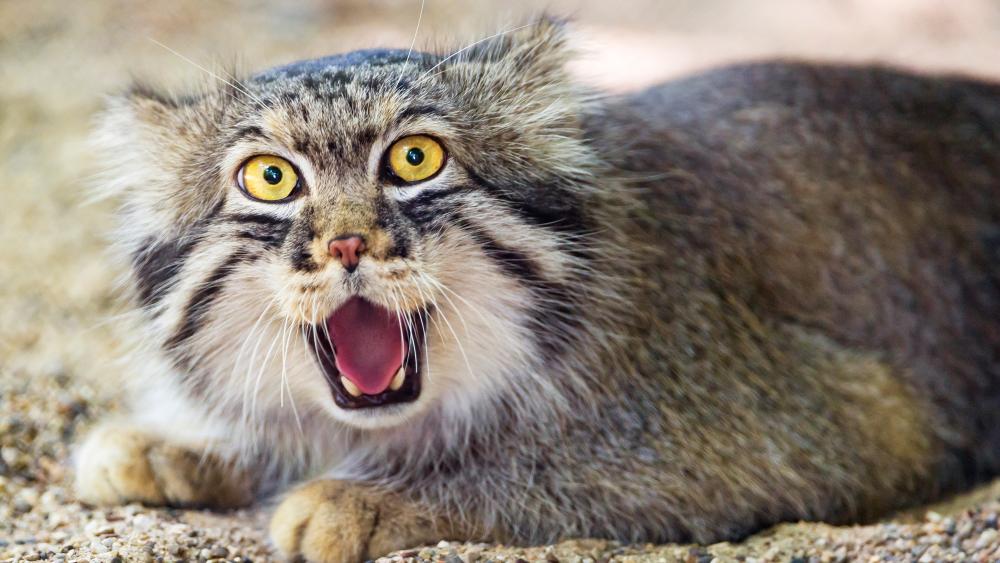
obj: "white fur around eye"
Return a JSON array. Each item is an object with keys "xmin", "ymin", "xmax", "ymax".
[
  {"xmin": 232, "ymin": 195, "xmax": 306, "ymax": 220},
  {"xmin": 385, "ymin": 162, "xmax": 456, "ymax": 201}
]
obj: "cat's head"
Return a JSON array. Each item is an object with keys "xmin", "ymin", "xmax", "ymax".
[{"xmin": 96, "ymin": 18, "xmax": 606, "ymax": 434}]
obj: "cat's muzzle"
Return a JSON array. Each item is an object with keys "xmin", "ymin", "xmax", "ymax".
[{"xmin": 309, "ymin": 296, "xmax": 427, "ymax": 409}]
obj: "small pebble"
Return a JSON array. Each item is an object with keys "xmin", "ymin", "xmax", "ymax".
[
  {"xmin": 941, "ymin": 517, "xmax": 956, "ymax": 534},
  {"xmin": 975, "ymin": 528, "xmax": 998, "ymax": 549},
  {"xmin": 922, "ymin": 534, "xmax": 945, "ymax": 545},
  {"xmin": 986, "ymin": 513, "xmax": 999, "ymax": 529},
  {"xmin": 956, "ymin": 520, "xmax": 975, "ymax": 540},
  {"xmin": 462, "ymin": 547, "xmax": 483, "ymax": 563}
]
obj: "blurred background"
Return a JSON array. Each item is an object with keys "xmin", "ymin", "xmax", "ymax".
[{"xmin": 3, "ymin": 0, "xmax": 1000, "ymax": 559}]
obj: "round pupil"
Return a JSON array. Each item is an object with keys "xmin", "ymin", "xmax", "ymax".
[
  {"xmin": 262, "ymin": 165, "xmax": 283, "ymax": 185},
  {"xmin": 405, "ymin": 147, "xmax": 425, "ymax": 166}
]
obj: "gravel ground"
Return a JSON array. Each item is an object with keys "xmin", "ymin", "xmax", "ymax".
[
  {"xmin": 4, "ymin": 366, "xmax": 1000, "ymax": 562},
  {"xmin": 4, "ymin": 1, "xmax": 1000, "ymax": 561}
]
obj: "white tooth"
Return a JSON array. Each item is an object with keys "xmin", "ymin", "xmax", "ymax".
[
  {"xmin": 389, "ymin": 366, "xmax": 406, "ymax": 391},
  {"xmin": 341, "ymin": 377, "xmax": 362, "ymax": 397}
]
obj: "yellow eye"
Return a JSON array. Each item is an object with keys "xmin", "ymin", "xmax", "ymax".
[
  {"xmin": 387, "ymin": 135, "xmax": 445, "ymax": 183},
  {"xmin": 240, "ymin": 155, "xmax": 299, "ymax": 202}
]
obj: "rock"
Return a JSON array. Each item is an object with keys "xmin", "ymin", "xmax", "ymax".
[
  {"xmin": 941, "ymin": 517, "xmax": 956, "ymax": 535},
  {"xmin": 461, "ymin": 547, "xmax": 483, "ymax": 563},
  {"xmin": 922, "ymin": 534, "xmax": 945, "ymax": 545},
  {"xmin": 956, "ymin": 520, "xmax": 975, "ymax": 540},
  {"xmin": 975, "ymin": 528, "xmax": 998, "ymax": 549},
  {"xmin": 986, "ymin": 513, "xmax": 999, "ymax": 530}
]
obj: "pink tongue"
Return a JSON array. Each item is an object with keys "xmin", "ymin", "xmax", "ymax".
[{"xmin": 326, "ymin": 297, "xmax": 405, "ymax": 395}]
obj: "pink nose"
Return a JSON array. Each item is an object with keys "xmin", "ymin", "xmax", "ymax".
[{"xmin": 328, "ymin": 235, "xmax": 366, "ymax": 272}]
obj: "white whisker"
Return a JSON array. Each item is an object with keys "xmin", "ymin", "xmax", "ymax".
[
  {"xmin": 394, "ymin": 0, "xmax": 426, "ymax": 90},
  {"xmin": 146, "ymin": 38, "xmax": 268, "ymax": 109},
  {"xmin": 417, "ymin": 23, "xmax": 534, "ymax": 82}
]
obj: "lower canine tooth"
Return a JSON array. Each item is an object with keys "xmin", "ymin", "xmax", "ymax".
[
  {"xmin": 341, "ymin": 377, "xmax": 362, "ymax": 397},
  {"xmin": 389, "ymin": 367, "xmax": 406, "ymax": 391}
]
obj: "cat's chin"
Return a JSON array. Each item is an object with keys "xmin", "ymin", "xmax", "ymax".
[{"xmin": 321, "ymin": 397, "xmax": 433, "ymax": 430}]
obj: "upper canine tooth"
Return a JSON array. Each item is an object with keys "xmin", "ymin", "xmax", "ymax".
[
  {"xmin": 389, "ymin": 366, "xmax": 406, "ymax": 391},
  {"xmin": 341, "ymin": 376, "xmax": 362, "ymax": 397}
]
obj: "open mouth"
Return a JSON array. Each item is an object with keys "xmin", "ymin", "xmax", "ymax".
[{"xmin": 310, "ymin": 296, "xmax": 426, "ymax": 410}]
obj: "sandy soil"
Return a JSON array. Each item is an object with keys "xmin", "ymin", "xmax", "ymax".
[{"xmin": 3, "ymin": 0, "xmax": 1000, "ymax": 561}]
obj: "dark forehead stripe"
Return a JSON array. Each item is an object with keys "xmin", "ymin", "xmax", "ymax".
[
  {"xmin": 398, "ymin": 105, "xmax": 443, "ymax": 119},
  {"xmin": 231, "ymin": 125, "xmax": 269, "ymax": 143},
  {"xmin": 392, "ymin": 105, "xmax": 447, "ymax": 129}
]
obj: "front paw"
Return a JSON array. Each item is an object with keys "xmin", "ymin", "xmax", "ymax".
[
  {"xmin": 74, "ymin": 422, "xmax": 251, "ymax": 508},
  {"xmin": 270, "ymin": 479, "xmax": 440, "ymax": 563}
]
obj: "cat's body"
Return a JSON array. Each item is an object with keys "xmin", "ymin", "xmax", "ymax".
[{"xmin": 75, "ymin": 20, "xmax": 1000, "ymax": 561}]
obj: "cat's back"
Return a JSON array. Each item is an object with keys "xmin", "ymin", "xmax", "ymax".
[
  {"xmin": 594, "ymin": 61, "xmax": 1000, "ymax": 201},
  {"xmin": 589, "ymin": 61, "xmax": 1000, "ymax": 478},
  {"xmin": 591, "ymin": 61, "xmax": 1000, "ymax": 318}
]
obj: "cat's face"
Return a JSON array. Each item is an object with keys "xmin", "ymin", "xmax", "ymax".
[{"xmin": 97, "ymin": 21, "xmax": 600, "ymax": 432}]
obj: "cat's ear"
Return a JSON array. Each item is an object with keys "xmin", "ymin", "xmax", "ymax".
[
  {"xmin": 116, "ymin": 83, "xmax": 182, "ymax": 123},
  {"xmin": 440, "ymin": 15, "xmax": 584, "ymax": 116},
  {"xmin": 98, "ymin": 83, "xmax": 213, "ymax": 144},
  {"xmin": 462, "ymin": 15, "xmax": 573, "ymax": 85},
  {"xmin": 90, "ymin": 83, "xmax": 223, "ymax": 232},
  {"xmin": 437, "ymin": 17, "xmax": 597, "ymax": 187}
]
